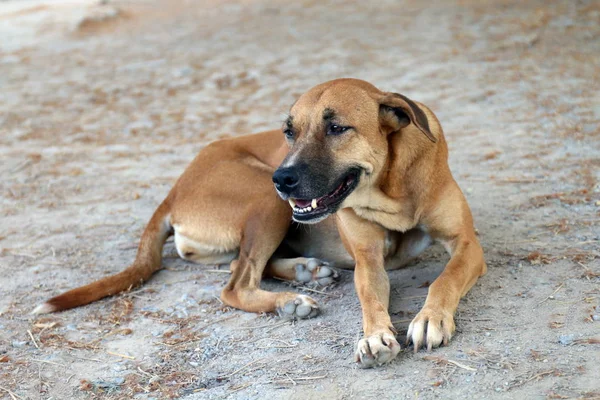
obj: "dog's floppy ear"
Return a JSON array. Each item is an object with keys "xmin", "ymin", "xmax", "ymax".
[{"xmin": 378, "ymin": 92, "xmax": 437, "ymax": 143}]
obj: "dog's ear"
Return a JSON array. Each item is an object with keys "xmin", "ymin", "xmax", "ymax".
[{"xmin": 378, "ymin": 93, "xmax": 436, "ymax": 143}]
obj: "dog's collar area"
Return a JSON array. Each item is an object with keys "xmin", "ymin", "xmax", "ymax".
[{"xmin": 289, "ymin": 168, "xmax": 360, "ymax": 222}]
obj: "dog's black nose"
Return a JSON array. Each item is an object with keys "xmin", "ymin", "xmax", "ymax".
[{"xmin": 272, "ymin": 167, "xmax": 299, "ymax": 193}]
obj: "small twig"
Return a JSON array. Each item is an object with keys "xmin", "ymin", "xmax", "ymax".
[
  {"xmin": 204, "ymin": 269, "xmax": 231, "ymax": 274},
  {"xmin": 10, "ymin": 159, "xmax": 33, "ymax": 173},
  {"xmin": 106, "ymin": 351, "xmax": 135, "ymax": 360},
  {"xmin": 446, "ymin": 359, "xmax": 477, "ymax": 371},
  {"xmin": 219, "ymin": 358, "xmax": 266, "ymax": 379},
  {"xmin": 265, "ymin": 321, "xmax": 291, "ymax": 333},
  {"xmin": 65, "ymin": 354, "xmax": 102, "ymax": 363},
  {"xmin": 255, "ymin": 338, "xmax": 298, "ymax": 349},
  {"xmin": 456, "ymin": 317, "xmax": 493, "ymax": 322},
  {"xmin": 0, "ymin": 385, "xmax": 23, "ymax": 400},
  {"xmin": 257, "ymin": 344, "xmax": 297, "ymax": 349},
  {"xmin": 297, "ymin": 286, "xmax": 341, "ymax": 298},
  {"xmin": 572, "ymin": 338, "xmax": 600, "ymax": 345},
  {"xmin": 31, "ymin": 359, "xmax": 66, "ymax": 367},
  {"xmin": 234, "ymin": 320, "xmax": 289, "ymax": 330},
  {"xmin": 576, "ymin": 261, "xmax": 599, "ymax": 279},
  {"xmin": 264, "ymin": 374, "xmax": 328, "ymax": 384},
  {"xmin": 284, "ymin": 373, "xmax": 297, "ymax": 386},
  {"xmin": 130, "ymin": 294, "xmax": 152, "ymax": 301},
  {"xmin": 108, "ymin": 286, "xmax": 157, "ymax": 304},
  {"xmin": 137, "ymin": 366, "xmax": 161, "ymax": 381},
  {"xmin": 508, "ymin": 369, "xmax": 557, "ymax": 390},
  {"xmin": 27, "ymin": 330, "xmax": 40, "ymax": 349},
  {"xmin": 576, "ymin": 261, "xmax": 590, "ymax": 269},
  {"xmin": 11, "ymin": 252, "xmax": 37, "ymax": 259},
  {"xmin": 535, "ymin": 283, "xmax": 564, "ymax": 308},
  {"xmin": 228, "ymin": 383, "xmax": 252, "ymax": 394},
  {"xmin": 424, "ymin": 355, "xmax": 477, "ymax": 371}
]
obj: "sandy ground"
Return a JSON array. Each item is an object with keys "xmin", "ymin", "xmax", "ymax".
[{"xmin": 1, "ymin": 0, "xmax": 599, "ymax": 399}]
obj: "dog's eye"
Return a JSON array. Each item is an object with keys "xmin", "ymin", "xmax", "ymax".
[
  {"xmin": 328, "ymin": 125, "xmax": 350, "ymax": 135},
  {"xmin": 283, "ymin": 129, "xmax": 294, "ymax": 139}
]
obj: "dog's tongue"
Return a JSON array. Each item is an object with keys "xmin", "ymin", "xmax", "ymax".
[{"xmin": 294, "ymin": 199, "xmax": 312, "ymax": 208}]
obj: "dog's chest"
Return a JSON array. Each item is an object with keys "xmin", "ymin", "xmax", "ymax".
[
  {"xmin": 354, "ymin": 207, "xmax": 417, "ymax": 232},
  {"xmin": 347, "ymin": 187, "xmax": 418, "ymax": 232}
]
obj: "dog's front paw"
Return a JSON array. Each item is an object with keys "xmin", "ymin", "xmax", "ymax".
[
  {"xmin": 407, "ymin": 306, "xmax": 455, "ymax": 352},
  {"xmin": 354, "ymin": 331, "xmax": 400, "ymax": 368},
  {"xmin": 295, "ymin": 258, "xmax": 339, "ymax": 286},
  {"xmin": 277, "ymin": 294, "xmax": 319, "ymax": 320}
]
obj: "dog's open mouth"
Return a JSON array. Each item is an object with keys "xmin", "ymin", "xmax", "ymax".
[{"xmin": 288, "ymin": 169, "xmax": 360, "ymax": 222}]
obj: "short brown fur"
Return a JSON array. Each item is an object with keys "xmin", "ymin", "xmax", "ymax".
[{"xmin": 34, "ymin": 79, "xmax": 486, "ymax": 368}]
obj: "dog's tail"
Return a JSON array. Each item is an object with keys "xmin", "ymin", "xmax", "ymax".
[{"xmin": 32, "ymin": 198, "xmax": 172, "ymax": 314}]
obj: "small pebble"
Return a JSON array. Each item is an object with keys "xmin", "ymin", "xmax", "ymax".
[{"xmin": 559, "ymin": 334, "xmax": 575, "ymax": 345}]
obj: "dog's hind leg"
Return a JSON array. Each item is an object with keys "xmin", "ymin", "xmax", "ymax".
[
  {"xmin": 264, "ymin": 257, "xmax": 339, "ymax": 286},
  {"xmin": 174, "ymin": 230, "xmax": 238, "ymax": 265},
  {"xmin": 220, "ymin": 203, "xmax": 320, "ymax": 320}
]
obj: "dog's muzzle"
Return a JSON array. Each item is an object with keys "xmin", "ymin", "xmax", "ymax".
[{"xmin": 272, "ymin": 166, "xmax": 361, "ymax": 224}]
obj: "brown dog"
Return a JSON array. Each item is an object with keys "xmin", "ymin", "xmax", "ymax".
[{"xmin": 33, "ymin": 78, "xmax": 486, "ymax": 368}]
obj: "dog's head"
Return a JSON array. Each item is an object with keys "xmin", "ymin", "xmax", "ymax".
[{"xmin": 273, "ymin": 78, "xmax": 436, "ymax": 224}]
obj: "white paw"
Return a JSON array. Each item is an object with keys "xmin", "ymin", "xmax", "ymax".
[
  {"xmin": 354, "ymin": 331, "xmax": 401, "ymax": 368},
  {"xmin": 277, "ymin": 294, "xmax": 320, "ymax": 320},
  {"xmin": 295, "ymin": 258, "xmax": 339, "ymax": 286},
  {"xmin": 407, "ymin": 306, "xmax": 455, "ymax": 352}
]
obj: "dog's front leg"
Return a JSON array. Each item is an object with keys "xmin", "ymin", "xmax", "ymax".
[
  {"xmin": 336, "ymin": 209, "xmax": 400, "ymax": 368},
  {"xmin": 408, "ymin": 193, "xmax": 487, "ymax": 351}
]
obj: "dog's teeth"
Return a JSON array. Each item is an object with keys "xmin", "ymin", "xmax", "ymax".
[
  {"xmin": 288, "ymin": 199, "xmax": 296, "ymax": 208},
  {"xmin": 311, "ymin": 199, "xmax": 317, "ymax": 208},
  {"xmin": 294, "ymin": 204, "xmax": 316, "ymax": 214}
]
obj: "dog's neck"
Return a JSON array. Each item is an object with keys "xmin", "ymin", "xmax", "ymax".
[{"xmin": 344, "ymin": 124, "xmax": 448, "ymax": 232}]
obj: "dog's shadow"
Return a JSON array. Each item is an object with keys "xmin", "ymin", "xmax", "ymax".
[{"xmin": 387, "ymin": 245, "xmax": 447, "ymax": 336}]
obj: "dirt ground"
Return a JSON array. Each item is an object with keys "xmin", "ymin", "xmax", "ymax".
[{"xmin": 1, "ymin": 0, "xmax": 599, "ymax": 399}]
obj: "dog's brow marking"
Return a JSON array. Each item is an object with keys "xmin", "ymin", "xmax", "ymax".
[{"xmin": 323, "ymin": 108, "xmax": 336, "ymax": 121}]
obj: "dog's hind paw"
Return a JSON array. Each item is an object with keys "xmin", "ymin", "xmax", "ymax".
[
  {"xmin": 295, "ymin": 258, "xmax": 339, "ymax": 286},
  {"xmin": 354, "ymin": 331, "xmax": 401, "ymax": 368},
  {"xmin": 277, "ymin": 294, "xmax": 319, "ymax": 320}
]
